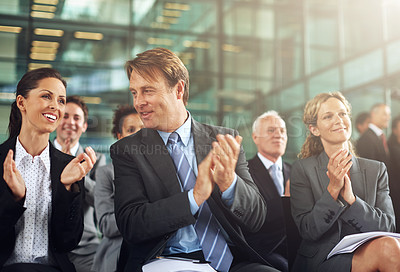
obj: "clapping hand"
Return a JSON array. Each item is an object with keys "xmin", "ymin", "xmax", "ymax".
[
  {"xmin": 60, "ymin": 146, "xmax": 97, "ymax": 191},
  {"xmin": 3, "ymin": 150, "xmax": 25, "ymax": 201},
  {"xmin": 211, "ymin": 134, "xmax": 242, "ymax": 192},
  {"xmin": 326, "ymin": 149, "xmax": 353, "ymax": 201},
  {"xmin": 59, "ymin": 137, "xmax": 72, "ymax": 155}
]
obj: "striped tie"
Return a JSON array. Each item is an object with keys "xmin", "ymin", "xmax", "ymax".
[{"xmin": 168, "ymin": 132, "xmax": 233, "ymax": 272}]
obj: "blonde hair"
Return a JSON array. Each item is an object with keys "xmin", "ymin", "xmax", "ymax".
[{"xmin": 299, "ymin": 91, "xmax": 355, "ymax": 158}]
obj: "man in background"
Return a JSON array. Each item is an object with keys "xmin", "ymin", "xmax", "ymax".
[
  {"xmin": 245, "ymin": 111, "xmax": 291, "ymax": 272},
  {"xmin": 356, "ymin": 103, "xmax": 391, "ymax": 167},
  {"xmin": 355, "ymin": 111, "xmax": 370, "ymax": 136},
  {"xmin": 54, "ymin": 95, "xmax": 106, "ymax": 272}
]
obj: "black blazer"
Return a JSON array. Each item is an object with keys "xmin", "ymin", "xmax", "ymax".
[
  {"xmin": 245, "ymin": 155, "xmax": 291, "ymax": 260},
  {"xmin": 110, "ymin": 119, "xmax": 268, "ymax": 272},
  {"xmin": 356, "ymin": 128, "xmax": 390, "ymax": 168},
  {"xmin": 0, "ymin": 136, "xmax": 84, "ymax": 271}
]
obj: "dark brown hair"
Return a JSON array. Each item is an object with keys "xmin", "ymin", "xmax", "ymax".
[
  {"xmin": 8, "ymin": 68, "xmax": 67, "ymax": 139},
  {"xmin": 67, "ymin": 95, "xmax": 88, "ymax": 122},
  {"xmin": 112, "ymin": 105, "xmax": 138, "ymax": 139}
]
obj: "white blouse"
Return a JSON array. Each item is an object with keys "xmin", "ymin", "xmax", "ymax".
[{"xmin": 5, "ymin": 137, "xmax": 53, "ymax": 265}]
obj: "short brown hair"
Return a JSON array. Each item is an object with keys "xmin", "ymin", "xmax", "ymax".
[
  {"xmin": 67, "ymin": 95, "xmax": 88, "ymax": 122},
  {"xmin": 111, "ymin": 104, "xmax": 138, "ymax": 139},
  {"xmin": 125, "ymin": 48, "xmax": 190, "ymax": 105}
]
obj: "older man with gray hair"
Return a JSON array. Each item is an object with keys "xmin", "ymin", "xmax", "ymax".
[{"xmin": 244, "ymin": 110, "xmax": 291, "ymax": 272}]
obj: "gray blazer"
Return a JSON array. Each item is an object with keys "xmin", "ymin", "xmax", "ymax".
[
  {"xmin": 72, "ymin": 145, "xmax": 106, "ymax": 255},
  {"xmin": 92, "ymin": 163, "xmax": 122, "ymax": 272},
  {"xmin": 290, "ymin": 152, "xmax": 395, "ymax": 271}
]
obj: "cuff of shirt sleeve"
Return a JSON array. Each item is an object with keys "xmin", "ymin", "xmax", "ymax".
[
  {"xmin": 221, "ymin": 174, "xmax": 237, "ymax": 207},
  {"xmin": 188, "ymin": 189, "xmax": 199, "ymax": 215}
]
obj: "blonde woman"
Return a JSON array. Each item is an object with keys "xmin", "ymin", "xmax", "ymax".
[{"xmin": 290, "ymin": 92, "xmax": 400, "ymax": 272}]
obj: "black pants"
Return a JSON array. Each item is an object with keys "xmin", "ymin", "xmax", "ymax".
[{"xmin": 1, "ymin": 263, "xmax": 62, "ymax": 272}]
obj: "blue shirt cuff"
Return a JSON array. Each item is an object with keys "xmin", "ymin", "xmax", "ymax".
[
  {"xmin": 188, "ymin": 189, "xmax": 199, "ymax": 215},
  {"xmin": 221, "ymin": 174, "xmax": 237, "ymax": 207}
]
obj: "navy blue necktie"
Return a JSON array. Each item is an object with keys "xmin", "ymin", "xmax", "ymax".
[{"xmin": 168, "ymin": 132, "xmax": 233, "ymax": 272}]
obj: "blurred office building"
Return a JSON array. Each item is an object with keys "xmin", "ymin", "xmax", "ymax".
[{"xmin": 1, "ymin": 0, "xmax": 400, "ymax": 161}]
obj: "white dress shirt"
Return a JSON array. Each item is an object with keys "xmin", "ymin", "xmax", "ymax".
[{"xmin": 5, "ymin": 138, "xmax": 53, "ymax": 265}]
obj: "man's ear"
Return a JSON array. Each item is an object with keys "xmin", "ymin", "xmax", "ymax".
[
  {"xmin": 252, "ymin": 132, "xmax": 258, "ymax": 144},
  {"xmin": 176, "ymin": 80, "xmax": 185, "ymax": 101},
  {"xmin": 309, "ymin": 124, "xmax": 320, "ymax": 137},
  {"xmin": 16, "ymin": 95, "xmax": 26, "ymax": 112},
  {"xmin": 82, "ymin": 121, "xmax": 88, "ymax": 133}
]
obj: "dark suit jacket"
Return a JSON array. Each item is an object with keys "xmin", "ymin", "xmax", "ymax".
[
  {"xmin": 0, "ymin": 136, "xmax": 84, "ymax": 271},
  {"xmin": 245, "ymin": 155, "xmax": 291, "ymax": 262},
  {"xmin": 356, "ymin": 128, "xmax": 390, "ymax": 168},
  {"xmin": 290, "ymin": 152, "xmax": 395, "ymax": 271},
  {"xmin": 110, "ymin": 119, "xmax": 268, "ymax": 272},
  {"xmin": 388, "ymin": 134, "xmax": 400, "ymax": 232}
]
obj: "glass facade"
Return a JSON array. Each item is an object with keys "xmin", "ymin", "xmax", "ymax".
[{"xmin": 1, "ymin": 0, "xmax": 400, "ymax": 162}]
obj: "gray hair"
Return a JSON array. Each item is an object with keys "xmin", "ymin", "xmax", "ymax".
[{"xmin": 252, "ymin": 110, "xmax": 285, "ymax": 133}]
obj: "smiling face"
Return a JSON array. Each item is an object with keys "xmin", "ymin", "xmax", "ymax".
[
  {"xmin": 18, "ymin": 77, "xmax": 66, "ymax": 135},
  {"xmin": 130, "ymin": 69, "xmax": 187, "ymax": 132},
  {"xmin": 310, "ymin": 97, "xmax": 352, "ymax": 149},
  {"xmin": 253, "ymin": 116, "xmax": 287, "ymax": 162},
  {"xmin": 56, "ymin": 102, "xmax": 87, "ymax": 146}
]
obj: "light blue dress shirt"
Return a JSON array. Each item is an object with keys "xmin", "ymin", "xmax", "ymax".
[{"xmin": 158, "ymin": 112, "xmax": 237, "ymax": 255}]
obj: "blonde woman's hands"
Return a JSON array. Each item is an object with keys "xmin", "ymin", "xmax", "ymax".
[
  {"xmin": 60, "ymin": 147, "xmax": 97, "ymax": 191},
  {"xmin": 326, "ymin": 149, "xmax": 353, "ymax": 200},
  {"xmin": 3, "ymin": 150, "xmax": 25, "ymax": 201},
  {"xmin": 341, "ymin": 174, "xmax": 356, "ymax": 205}
]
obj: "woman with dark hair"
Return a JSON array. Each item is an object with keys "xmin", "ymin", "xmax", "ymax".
[
  {"xmin": 92, "ymin": 105, "xmax": 143, "ymax": 272},
  {"xmin": 290, "ymin": 92, "xmax": 400, "ymax": 272},
  {"xmin": 0, "ymin": 68, "xmax": 97, "ymax": 272}
]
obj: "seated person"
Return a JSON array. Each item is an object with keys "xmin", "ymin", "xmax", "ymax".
[
  {"xmin": 0, "ymin": 68, "xmax": 96, "ymax": 272},
  {"xmin": 92, "ymin": 105, "xmax": 143, "ymax": 272},
  {"xmin": 290, "ymin": 91, "xmax": 400, "ymax": 272}
]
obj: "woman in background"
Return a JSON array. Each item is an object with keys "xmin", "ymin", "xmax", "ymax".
[
  {"xmin": 290, "ymin": 92, "xmax": 400, "ymax": 272},
  {"xmin": 92, "ymin": 105, "xmax": 143, "ymax": 272},
  {"xmin": 0, "ymin": 68, "xmax": 96, "ymax": 272}
]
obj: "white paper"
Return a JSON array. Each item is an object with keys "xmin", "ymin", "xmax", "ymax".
[
  {"xmin": 142, "ymin": 257, "xmax": 216, "ymax": 272},
  {"xmin": 327, "ymin": 231, "xmax": 400, "ymax": 259}
]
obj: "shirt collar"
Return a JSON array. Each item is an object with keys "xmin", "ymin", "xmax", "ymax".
[
  {"xmin": 257, "ymin": 152, "xmax": 282, "ymax": 170},
  {"xmin": 54, "ymin": 138, "xmax": 80, "ymax": 156},
  {"xmin": 368, "ymin": 123, "xmax": 383, "ymax": 136},
  {"xmin": 158, "ymin": 111, "xmax": 192, "ymax": 146},
  {"xmin": 15, "ymin": 137, "xmax": 51, "ymax": 173}
]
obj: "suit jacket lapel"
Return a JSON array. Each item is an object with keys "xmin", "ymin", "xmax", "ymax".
[
  {"xmin": 192, "ymin": 119, "xmax": 214, "ymax": 165},
  {"xmin": 249, "ymin": 156, "xmax": 278, "ymax": 199},
  {"xmin": 349, "ymin": 156, "xmax": 365, "ymax": 200},
  {"xmin": 141, "ymin": 129, "xmax": 181, "ymax": 196},
  {"xmin": 316, "ymin": 152, "xmax": 331, "ymax": 193}
]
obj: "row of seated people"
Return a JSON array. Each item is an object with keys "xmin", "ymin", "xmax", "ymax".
[{"xmin": 1, "ymin": 48, "xmax": 400, "ymax": 272}]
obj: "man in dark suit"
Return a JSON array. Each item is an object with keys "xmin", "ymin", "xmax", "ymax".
[
  {"xmin": 110, "ymin": 48, "xmax": 278, "ymax": 272},
  {"xmin": 356, "ymin": 103, "xmax": 391, "ymax": 167},
  {"xmin": 246, "ymin": 111, "xmax": 291, "ymax": 272},
  {"xmin": 54, "ymin": 96, "xmax": 106, "ymax": 272}
]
